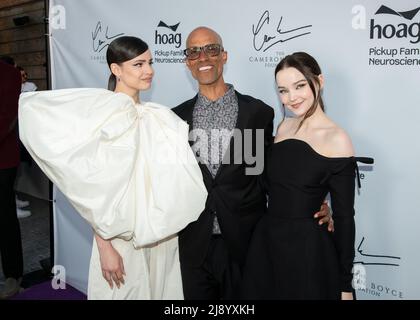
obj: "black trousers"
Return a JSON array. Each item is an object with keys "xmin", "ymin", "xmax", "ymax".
[
  {"xmin": 180, "ymin": 235, "xmax": 242, "ymax": 300},
  {"xmin": 0, "ymin": 167, "xmax": 23, "ymax": 279}
]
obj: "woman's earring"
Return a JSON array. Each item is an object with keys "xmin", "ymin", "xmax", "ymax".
[{"xmin": 117, "ymin": 77, "xmax": 120, "ymax": 82}]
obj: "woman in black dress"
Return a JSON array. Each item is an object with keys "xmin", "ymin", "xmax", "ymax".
[{"xmin": 242, "ymin": 52, "xmax": 373, "ymax": 300}]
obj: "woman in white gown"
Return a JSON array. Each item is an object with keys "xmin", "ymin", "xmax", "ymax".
[{"xmin": 18, "ymin": 36, "xmax": 207, "ymax": 299}]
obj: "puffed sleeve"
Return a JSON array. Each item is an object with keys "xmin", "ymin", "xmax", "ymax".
[{"xmin": 19, "ymin": 88, "xmax": 207, "ymax": 247}]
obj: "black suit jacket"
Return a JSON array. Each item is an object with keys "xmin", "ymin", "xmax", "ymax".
[{"xmin": 173, "ymin": 90, "xmax": 274, "ymax": 267}]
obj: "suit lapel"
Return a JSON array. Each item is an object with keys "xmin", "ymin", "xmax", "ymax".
[{"xmin": 233, "ymin": 92, "xmax": 251, "ymax": 133}]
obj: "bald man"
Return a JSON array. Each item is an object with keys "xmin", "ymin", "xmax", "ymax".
[{"xmin": 172, "ymin": 27, "xmax": 274, "ymax": 299}]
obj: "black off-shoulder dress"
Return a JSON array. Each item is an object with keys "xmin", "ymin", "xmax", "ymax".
[{"xmin": 242, "ymin": 139, "xmax": 373, "ymax": 299}]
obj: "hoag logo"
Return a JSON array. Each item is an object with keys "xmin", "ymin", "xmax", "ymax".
[
  {"xmin": 155, "ymin": 20, "xmax": 181, "ymax": 48},
  {"xmin": 370, "ymin": 5, "xmax": 420, "ymax": 43}
]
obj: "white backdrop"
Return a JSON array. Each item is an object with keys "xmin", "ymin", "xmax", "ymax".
[{"xmin": 49, "ymin": 0, "xmax": 420, "ymax": 298}]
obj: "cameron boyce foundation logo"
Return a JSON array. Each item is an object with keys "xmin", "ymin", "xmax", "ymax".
[
  {"xmin": 90, "ymin": 21, "xmax": 124, "ymax": 64},
  {"xmin": 352, "ymin": 5, "xmax": 420, "ymax": 66},
  {"xmin": 353, "ymin": 236, "xmax": 404, "ymax": 299},
  {"xmin": 248, "ymin": 10, "xmax": 312, "ymax": 68},
  {"xmin": 154, "ymin": 20, "xmax": 184, "ymax": 64}
]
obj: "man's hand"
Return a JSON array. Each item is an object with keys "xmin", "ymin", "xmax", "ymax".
[
  {"xmin": 341, "ymin": 292, "xmax": 354, "ymax": 300},
  {"xmin": 313, "ymin": 200, "xmax": 334, "ymax": 232}
]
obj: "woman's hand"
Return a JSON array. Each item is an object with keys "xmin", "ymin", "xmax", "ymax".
[
  {"xmin": 341, "ymin": 292, "xmax": 354, "ymax": 300},
  {"xmin": 94, "ymin": 234, "xmax": 126, "ymax": 289}
]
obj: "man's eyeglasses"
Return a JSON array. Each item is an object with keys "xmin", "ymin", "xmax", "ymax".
[{"xmin": 183, "ymin": 44, "xmax": 223, "ymax": 60}]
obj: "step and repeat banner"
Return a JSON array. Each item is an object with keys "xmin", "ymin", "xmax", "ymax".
[{"xmin": 49, "ymin": 0, "xmax": 420, "ymax": 298}]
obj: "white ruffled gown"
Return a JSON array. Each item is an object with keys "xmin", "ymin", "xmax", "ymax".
[{"xmin": 18, "ymin": 88, "xmax": 207, "ymax": 300}]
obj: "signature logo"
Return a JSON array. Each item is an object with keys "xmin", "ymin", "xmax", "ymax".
[
  {"xmin": 354, "ymin": 237, "xmax": 401, "ymax": 267},
  {"xmin": 252, "ymin": 10, "xmax": 312, "ymax": 52},
  {"xmin": 92, "ymin": 21, "xmax": 124, "ymax": 53},
  {"xmin": 375, "ymin": 5, "xmax": 420, "ymax": 20},
  {"xmin": 157, "ymin": 20, "xmax": 180, "ymax": 32}
]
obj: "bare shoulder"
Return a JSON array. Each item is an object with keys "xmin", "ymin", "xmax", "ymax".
[
  {"xmin": 325, "ymin": 126, "xmax": 355, "ymax": 158},
  {"xmin": 275, "ymin": 117, "xmax": 296, "ymax": 140}
]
